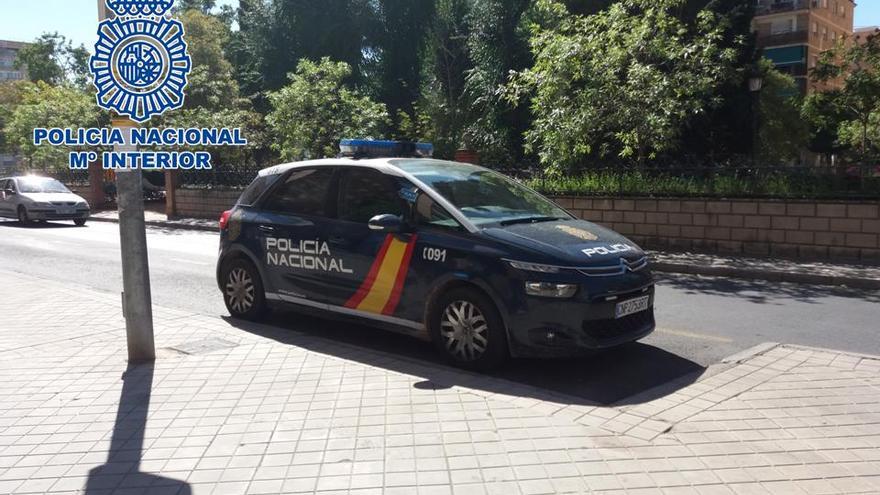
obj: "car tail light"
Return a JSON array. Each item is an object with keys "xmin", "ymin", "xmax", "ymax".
[{"xmin": 219, "ymin": 210, "xmax": 232, "ymax": 231}]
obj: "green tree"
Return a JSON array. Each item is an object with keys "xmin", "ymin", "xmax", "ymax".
[
  {"xmin": 178, "ymin": 9, "xmax": 241, "ymax": 111},
  {"xmin": 5, "ymin": 82, "xmax": 106, "ymax": 170},
  {"xmin": 464, "ymin": 0, "xmax": 534, "ymax": 164},
  {"xmin": 506, "ymin": 0, "xmax": 741, "ymax": 172},
  {"xmin": 413, "ymin": 0, "xmax": 474, "ymax": 158},
  {"xmin": 267, "ymin": 58, "xmax": 389, "ymax": 161},
  {"xmin": 370, "ymin": 0, "xmax": 435, "ymax": 137},
  {"xmin": 755, "ymin": 60, "xmax": 809, "ymax": 163},
  {"xmin": 810, "ymin": 31, "xmax": 880, "ymax": 159},
  {"xmin": 15, "ymin": 33, "xmax": 90, "ymax": 89},
  {"xmin": 0, "ymin": 81, "xmax": 29, "ymax": 155}
]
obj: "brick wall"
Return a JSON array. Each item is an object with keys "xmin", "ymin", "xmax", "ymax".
[
  {"xmin": 552, "ymin": 197, "xmax": 880, "ymax": 263},
  {"xmin": 174, "ymin": 189, "xmax": 240, "ymax": 220}
]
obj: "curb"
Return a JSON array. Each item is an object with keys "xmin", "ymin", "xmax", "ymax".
[
  {"xmin": 90, "ymin": 215, "xmax": 218, "ymax": 233},
  {"xmin": 651, "ymin": 261, "xmax": 880, "ymax": 290}
]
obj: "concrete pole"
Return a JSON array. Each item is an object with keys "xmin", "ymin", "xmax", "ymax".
[{"xmin": 99, "ymin": 1, "xmax": 156, "ymax": 362}]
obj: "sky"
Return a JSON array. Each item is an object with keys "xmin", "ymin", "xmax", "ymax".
[{"xmin": 1, "ymin": 0, "xmax": 879, "ymax": 49}]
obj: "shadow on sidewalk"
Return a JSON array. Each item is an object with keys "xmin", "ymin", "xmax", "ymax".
[
  {"xmin": 222, "ymin": 311, "xmax": 704, "ymax": 407},
  {"xmin": 657, "ymin": 273, "xmax": 880, "ymax": 304},
  {"xmin": 85, "ymin": 363, "xmax": 191, "ymax": 495}
]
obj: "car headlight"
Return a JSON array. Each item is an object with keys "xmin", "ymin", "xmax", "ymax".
[
  {"xmin": 525, "ymin": 282, "xmax": 578, "ymax": 298},
  {"xmin": 507, "ymin": 260, "xmax": 562, "ymax": 274},
  {"xmin": 32, "ymin": 202, "xmax": 52, "ymax": 208}
]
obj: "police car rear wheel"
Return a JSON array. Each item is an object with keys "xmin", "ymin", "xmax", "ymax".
[
  {"xmin": 223, "ymin": 260, "xmax": 266, "ymax": 320},
  {"xmin": 430, "ymin": 288, "xmax": 508, "ymax": 370}
]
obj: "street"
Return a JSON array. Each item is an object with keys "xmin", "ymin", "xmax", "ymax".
[{"xmin": 2, "ymin": 219, "xmax": 879, "ymax": 404}]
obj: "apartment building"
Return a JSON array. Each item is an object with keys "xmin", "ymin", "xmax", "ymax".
[
  {"xmin": 0, "ymin": 40, "xmax": 29, "ymax": 82},
  {"xmin": 0, "ymin": 40, "xmax": 29, "ymax": 173},
  {"xmin": 753, "ymin": 0, "xmax": 856, "ymax": 94}
]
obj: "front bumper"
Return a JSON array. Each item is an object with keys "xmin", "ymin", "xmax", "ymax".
[
  {"xmin": 29, "ymin": 208, "xmax": 90, "ymax": 221},
  {"xmin": 503, "ymin": 275, "xmax": 656, "ymax": 359}
]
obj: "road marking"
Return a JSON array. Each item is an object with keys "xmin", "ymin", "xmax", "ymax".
[{"xmin": 655, "ymin": 327, "xmax": 734, "ymax": 343}]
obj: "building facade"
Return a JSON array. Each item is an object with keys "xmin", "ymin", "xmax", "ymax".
[
  {"xmin": 0, "ymin": 40, "xmax": 29, "ymax": 174},
  {"xmin": 0, "ymin": 40, "xmax": 29, "ymax": 82},
  {"xmin": 753, "ymin": 0, "xmax": 856, "ymax": 94}
]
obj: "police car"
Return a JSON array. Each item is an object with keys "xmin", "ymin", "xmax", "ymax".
[{"xmin": 217, "ymin": 140, "xmax": 655, "ymax": 369}]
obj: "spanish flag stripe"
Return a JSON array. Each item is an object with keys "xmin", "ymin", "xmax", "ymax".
[
  {"xmin": 344, "ymin": 234, "xmax": 394, "ymax": 309},
  {"xmin": 355, "ymin": 238, "xmax": 410, "ymax": 314},
  {"xmin": 381, "ymin": 235, "xmax": 419, "ymax": 316}
]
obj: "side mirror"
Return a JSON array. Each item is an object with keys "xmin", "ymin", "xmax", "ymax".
[
  {"xmin": 368, "ymin": 214, "xmax": 405, "ymax": 233},
  {"xmin": 4, "ymin": 189, "xmax": 14, "ymax": 196}
]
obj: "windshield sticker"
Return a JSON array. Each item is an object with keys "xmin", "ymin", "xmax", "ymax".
[
  {"xmin": 266, "ymin": 238, "xmax": 353, "ymax": 274},
  {"xmin": 582, "ymin": 244, "xmax": 635, "ymax": 257},
  {"xmin": 556, "ymin": 225, "xmax": 598, "ymax": 241}
]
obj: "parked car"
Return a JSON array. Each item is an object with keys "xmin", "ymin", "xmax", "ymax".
[
  {"xmin": 0, "ymin": 176, "xmax": 91, "ymax": 226},
  {"xmin": 216, "ymin": 140, "xmax": 655, "ymax": 370}
]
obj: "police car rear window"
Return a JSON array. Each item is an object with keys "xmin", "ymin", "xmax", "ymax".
[{"xmin": 237, "ymin": 175, "xmax": 277, "ymax": 206}]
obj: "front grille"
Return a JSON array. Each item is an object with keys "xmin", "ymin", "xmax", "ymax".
[
  {"xmin": 583, "ymin": 310, "xmax": 654, "ymax": 341},
  {"xmin": 50, "ymin": 202, "xmax": 76, "ymax": 206},
  {"xmin": 577, "ymin": 256, "xmax": 649, "ymax": 277}
]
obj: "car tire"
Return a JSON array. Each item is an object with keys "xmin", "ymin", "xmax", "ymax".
[
  {"xmin": 74, "ymin": 219, "xmax": 87, "ymax": 227},
  {"xmin": 221, "ymin": 258, "xmax": 267, "ymax": 321},
  {"xmin": 17, "ymin": 206, "xmax": 32, "ymax": 226},
  {"xmin": 428, "ymin": 287, "xmax": 509, "ymax": 371}
]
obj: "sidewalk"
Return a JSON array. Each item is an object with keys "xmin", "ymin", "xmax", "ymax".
[
  {"xmin": 89, "ymin": 210, "xmax": 880, "ymax": 289},
  {"xmin": 1, "ymin": 270, "xmax": 879, "ymax": 494}
]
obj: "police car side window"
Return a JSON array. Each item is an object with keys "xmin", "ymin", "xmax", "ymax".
[
  {"xmin": 339, "ymin": 169, "xmax": 406, "ymax": 224},
  {"xmin": 263, "ymin": 168, "xmax": 335, "ymax": 217},
  {"xmin": 414, "ymin": 192, "xmax": 461, "ymax": 230}
]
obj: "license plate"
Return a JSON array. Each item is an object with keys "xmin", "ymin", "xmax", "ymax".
[
  {"xmin": 615, "ymin": 295, "xmax": 650, "ymax": 319},
  {"xmin": 57, "ymin": 207, "xmax": 75, "ymax": 215}
]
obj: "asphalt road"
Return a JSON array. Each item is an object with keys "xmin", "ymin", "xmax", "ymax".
[{"xmin": 2, "ymin": 219, "xmax": 879, "ymax": 405}]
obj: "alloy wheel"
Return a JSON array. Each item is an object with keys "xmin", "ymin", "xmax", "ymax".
[
  {"xmin": 440, "ymin": 300, "xmax": 489, "ymax": 362},
  {"xmin": 225, "ymin": 268, "xmax": 255, "ymax": 314}
]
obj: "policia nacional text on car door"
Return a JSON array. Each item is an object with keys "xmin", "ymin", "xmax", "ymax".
[{"xmin": 217, "ymin": 141, "xmax": 656, "ymax": 370}]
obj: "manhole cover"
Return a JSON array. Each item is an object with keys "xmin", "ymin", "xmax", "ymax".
[{"xmin": 168, "ymin": 338, "xmax": 239, "ymax": 355}]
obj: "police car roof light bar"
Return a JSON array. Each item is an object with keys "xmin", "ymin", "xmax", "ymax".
[{"xmin": 339, "ymin": 139, "xmax": 434, "ymax": 159}]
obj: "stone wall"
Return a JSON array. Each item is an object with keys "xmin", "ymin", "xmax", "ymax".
[
  {"xmin": 552, "ymin": 197, "xmax": 880, "ymax": 263},
  {"xmin": 173, "ymin": 189, "xmax": 240, "ymax": 220}
]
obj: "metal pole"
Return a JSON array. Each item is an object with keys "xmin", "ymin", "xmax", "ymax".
[{"xmin": 99, "ymin": 1, "xmax": 155, "ymax": 362}]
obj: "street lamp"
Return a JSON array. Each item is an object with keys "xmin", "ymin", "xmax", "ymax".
[
  {"xmin": 749, "ymin": 74, "xmax": 765, "ymax": 165},
  {"xmin": 749, "ymin": 76, "xmax": 765, "ymax": 93}
]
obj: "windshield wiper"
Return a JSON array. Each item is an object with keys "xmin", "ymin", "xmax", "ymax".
[{"xmin": 500, "ymin": 216, "xmax": 564, "ymax": 226}]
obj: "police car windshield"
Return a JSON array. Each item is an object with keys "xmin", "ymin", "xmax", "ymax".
[
  {"xmin": 396, "ymin": 161, "xmax": 570, "ymax": 227},
  {"xmin": 17, "ymin": 177, "xmax": 71, "ymax": 194}
]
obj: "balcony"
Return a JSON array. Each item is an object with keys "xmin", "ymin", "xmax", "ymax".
[
  {"xmin": 757, "ymin": 30, "xmax": 810, "ymax": 48},
  {"xmin": 755, "ymin": 0, "xmax": 809, "ymax": 16}
]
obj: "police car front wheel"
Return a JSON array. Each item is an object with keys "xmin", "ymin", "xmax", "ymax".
[
  {"xmin": 430, "ymin": 287, "xmax": 508, "ymax": 370},
  {"xmin": 222, "ymin": 259, "xmax": 267, "ymax": 320}
]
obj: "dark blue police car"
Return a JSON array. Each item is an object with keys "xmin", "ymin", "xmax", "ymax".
[{"xmin": 217, "ymin": 140, "xmax": 655, "ymax": 369}]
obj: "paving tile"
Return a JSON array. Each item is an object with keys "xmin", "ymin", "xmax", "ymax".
[{"xmin": 1, "ymin": 270, "xmax": 880, "ymax": 494}]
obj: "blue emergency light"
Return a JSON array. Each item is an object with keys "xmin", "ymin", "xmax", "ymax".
[{"xmin": 340, "ymin": 139, "xmax": 434, "ymax": 159}]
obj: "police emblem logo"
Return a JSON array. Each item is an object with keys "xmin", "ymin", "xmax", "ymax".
[{"xmin": 90, "ymin": 0, "xmax": 191, "ymax": 123}]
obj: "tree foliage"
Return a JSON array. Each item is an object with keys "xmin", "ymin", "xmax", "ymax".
[
  {"xmin": 15, "ymin": 33, "xmax": 90, "ymax": 89},
  {"xmin": 266, "ymin": 58, "xmax": 389, "ymax": 161},
  {"xmin": 5, "ymin": 82, "xmax": 106, "ymax": 169},
  {"xmin": 755, "ymin": 60, "xmax": 809, "ymax": 163},
  {"xmin": 809, "ymin": 31, "xmax": 880, "ymax": 160},
  {"xmin": 506, "ymin": 0, "xmax": 742, "ymax": 172},
  {"xmin": 178, "ymin": 9, "xmax": 241, "ymax": 111}
]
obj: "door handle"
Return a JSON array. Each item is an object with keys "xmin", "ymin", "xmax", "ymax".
[
  {"xmin": 258, "ymin": 225, "xmax": 277, "ymax": 234},
  {"xmin": 328, "ymin": 236, "xmax": 347, "ymax": 245}
]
